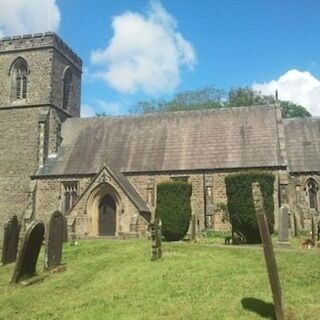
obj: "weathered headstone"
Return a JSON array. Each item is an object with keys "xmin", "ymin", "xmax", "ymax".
[
  {"xmin": 63, "ymin": 215, "xmax": 68, "ymax": 243},
  {"xmin": 151, "ymin": 217, "xmax": 162, "ymax": 261},
  {"xmin": 191, "ymin": 213, "xmax": 196, "ymax": 241},
  {"xmin": 293, "ymin": 212, "xmax": 298, "ymax": 237},
  {"xmin": 11, "ymin": 222, "xmax": 45, "ymax": 284},
  {"xmin": 252, "ymin": 182, "xmax": 285, "ymax": 320},
  {"xmin": 278, "ymin": 206, "xmax": 289, "ymax": 244},
  {"xmin": 44, "ymin": 211, "xmax": 64, "ymax": 270},
  {"xmin": 1, "ymin": 215, "xmax": 20, "ymax": 265},
  {"xmin": 311, "ymin": 213, "xmax": 316, "ymax": 243}
]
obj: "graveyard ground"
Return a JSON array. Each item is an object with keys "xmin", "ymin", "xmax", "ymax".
[{"xmin": 0, "ymin": 238, "xmax": 319, "ymax": 320}]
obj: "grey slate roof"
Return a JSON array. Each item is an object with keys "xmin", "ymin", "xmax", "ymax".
[
  {"xmin": 68, "ymin": 165, "xmax": 151, "ymax": 221},
  {"xmin": 36, "ymin": 105, "xmax": 284, "ymax": 176},
  {"xmin": 284, "ymin": 118, "xmax": 320, "ymax": 173},
  {"xmin": 107, "ymin": 166, "xmax": 151, "ymax": 221}
]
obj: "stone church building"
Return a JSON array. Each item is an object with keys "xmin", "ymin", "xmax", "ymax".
[{"xmin": 0, "ymin": 33, "xmax": 319, "ymax": 239}]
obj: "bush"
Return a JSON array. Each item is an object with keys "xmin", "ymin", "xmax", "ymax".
[
  {"xmin": 156, "ymin": 181, "xmax": 192, "ymax": 241},
  {"xmin": 225, "ymin": 171, "xmax": 275, "ymax": 244}
]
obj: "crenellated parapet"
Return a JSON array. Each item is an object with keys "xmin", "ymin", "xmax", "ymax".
[{"xmin": 0, "ymin": 32, "xmax": 82, "ymax": 70}]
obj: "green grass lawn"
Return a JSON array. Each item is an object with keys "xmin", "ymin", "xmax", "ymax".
[{"xmin": 0, "ymin": 239, "xmax": 319, "ymax": 320}]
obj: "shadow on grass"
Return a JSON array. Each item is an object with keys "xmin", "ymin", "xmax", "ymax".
[{"xmin": 241, "ymin": 297, "xmax": 275, "ymax": 319}]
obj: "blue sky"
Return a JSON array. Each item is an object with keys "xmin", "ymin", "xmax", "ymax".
[{"xmin": 1, "ymin": 0, "xmax": 320, "ymax": 116}]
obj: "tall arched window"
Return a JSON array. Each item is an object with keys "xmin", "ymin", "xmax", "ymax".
[
  {"xmin": 9, "ymin": 57, "xmax": 29, "ymax": 100},
  {"xmin": 62, "ymin": 67, "xmax": 72, "ymax": 110},
  {"xmin": 306, "ymin": 179, "xmax": 318, "ymax": 210}
]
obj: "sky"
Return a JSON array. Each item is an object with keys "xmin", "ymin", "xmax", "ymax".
[{"xmin": 1, "ymin": 0, "xmax": 320, "ymax": 117}]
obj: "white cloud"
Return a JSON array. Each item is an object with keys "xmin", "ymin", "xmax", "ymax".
[
  {"xmin": 253, "ymin": 69, "xmax": 320, "ymax": 115},
  {"xmin": 81, "ymin": 104, "xmax": 96, "ymax": 118},
  {"xmin": 0, "ymin": 0, "xmax": 60, "ymax": 36},
  {"xmin": 90, "ymin": 0, "xmax": 196, "ymax": 95},
  {"xmin": 81, "ymin": 100, "xmax": 122, "ymax": 118}
]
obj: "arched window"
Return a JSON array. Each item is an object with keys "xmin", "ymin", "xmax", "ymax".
[
  {"xmin": 306, "ymin": 179, "xmax": 318, "ymax": 210},
  {"xmin": 62, "ymin": 67, "xmax": 72, "ymax": 110},
  {"xmin": 9, "ymin": 57, "xmax": 29, "ymax": 100}
]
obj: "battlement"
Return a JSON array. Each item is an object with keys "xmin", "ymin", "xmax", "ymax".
[{"xmin": 0, "ymin": 32, "xmax": 82, "ymax": 70}]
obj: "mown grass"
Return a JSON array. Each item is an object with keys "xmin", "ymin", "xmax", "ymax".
[{"xmin": 0, "ymin": 239, "xmax": 320, "ymax": 320}]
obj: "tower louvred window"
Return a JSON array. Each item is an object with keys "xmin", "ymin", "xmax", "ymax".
[
  {"xmin": 63, "ymin": 67, "xmax": 73, "ymax": 110},
  {"xmin": 10, "ymin": 57, "xmax": 29, "ymax": 100}
]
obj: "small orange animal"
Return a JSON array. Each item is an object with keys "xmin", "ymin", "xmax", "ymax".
[{"xmin": 301, "ymin": 239, "xmax": 314, "ymax": 249}]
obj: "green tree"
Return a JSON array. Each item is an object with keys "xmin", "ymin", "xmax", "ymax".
[
  {"xmin": 227, "ymin": 87, "xmax": 274, "ymax": 107},
  {"xmin": 132, "ymin": 86, "xmax": 311, "ymax": 119},
  {"xmin": 228, "ymin": 87, "xmax": 311, "ymax": 118},
  {"xmin": 279, "ymin": 100, "xmax": 311, "ymax": 119},
  {"xmin": 225, "ymin": 171, "xmax": 275, "ymax": 244},
  {"xmin": 156, "ymin": 181, "xmax": 192, "ymax": 241},
  {"xmin": 130, "ymin": 86, "xmax": 225, "ymax": 114},
  {"xmin": 95, "ymin": 111, "xmax": 107, "ymax": 117}
]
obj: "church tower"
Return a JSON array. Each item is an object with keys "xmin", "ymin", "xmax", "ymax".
[{"xmin": 0, "ymin": 32, "xmax": 82, "ymax": 233}]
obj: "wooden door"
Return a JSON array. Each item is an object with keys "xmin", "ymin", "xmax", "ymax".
[{"xmin": 98, "ymin": 195, "xmax": 116, "ymax": 236}]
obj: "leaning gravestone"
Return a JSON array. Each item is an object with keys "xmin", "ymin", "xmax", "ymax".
[
  {"xmin": 44, "ymin": 211, "xmax": 64, "ymax": 270},
  {"xmin": 11, "ymin": 222, "xmax": 45, "ymax": 284},
  {"xmin": 278, "ymin": 206, "xmax": 289, "ymax": 244},
  {"xmin": 1, "ymin": 215, "xmax": 20, "ymax": 265},
  {"xmin": 252, "ymin": 182, "xmax": 285, "ymax": 320}
]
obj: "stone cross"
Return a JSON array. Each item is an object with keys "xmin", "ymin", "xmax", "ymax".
[
  {"xmin": 44, "ymin": 211, "xmax": 64, "ymax": 270},
  {"xmin": 278, "ymin": 206, "xmax": 289, "ymax": 244},
  {"xmin": 11, "ymin": 222, "xmax": 45, "ymax": 284},
  {"xmin": 151, "ymin": 217, "xmax": 162, "ymax": 261},
  {"xmin": 252, "ymin": 182, "xmax": 285, "ymax": 320},
  {"xmin": 1, "ymin": 215, "xmax": 20, "ymax": 265}
]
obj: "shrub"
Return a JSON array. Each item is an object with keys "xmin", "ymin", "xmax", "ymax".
[
  {"xmin": 156, "ymin": 181, "xmax": 192, "ymax": 241},
  {"xmin": 225, "ymin": 171, "xmax": 275, "ymax": 244}
]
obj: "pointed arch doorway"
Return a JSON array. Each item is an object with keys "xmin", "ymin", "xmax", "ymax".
[
  {"xmin": 98, "ymin": 194, "xmax": 116, "ymax": 236},
  {"xmin": 86, "ymin": 182, "xmax": 123, "ymax": 237}
]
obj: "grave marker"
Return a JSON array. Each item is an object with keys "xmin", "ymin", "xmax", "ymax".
[
  {"xmin": 252, "ymin": 182, "xmax": 285, "ymax": 320},
  {"xmin": 151, "ymin": 217, "xmax": 162, "ymax": 261},
  {"xmin": 191, "ymin": 213, "xmax": 196, "ymax": 241},
  {"xmin": 45, "ymin": 211, "xmax": 64, "ymax": 270},
  {"xmin": 1, "ymin": 215, "xmax": 20, "ymax": 265},
  {"xmin": 278, "ymin": 206, "xmax": 289, "ymax": 244},
  {"xmin": 11, "ymin": 222, "xmax": 45, "ymax": 284}
]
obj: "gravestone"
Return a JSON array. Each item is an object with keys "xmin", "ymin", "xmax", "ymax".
[
  {"xmin": 11, "ymin": 222, "xmax": 45, "ymax": 284},
  {"xmin": 311, "ymin": 214, "xmax": 316, "ymax": 243},
  {"xmin": 252, "ymin": 182, "xmax": 285, "ymax": 320},
  {"xmin": 151, "ymin": 217, "xmax": 162, "ymax": 261},
  {"xmin": 63, "ymin": 215, "xmax": 68, "ymax": 243},
  {"xmin": 1, "ymin": 215, "xmax": 20, "ymax": 265},
  {"xmin": 293, "ymin": 213, "xmax": 298, "ymax": 237},
  {"xmin": 45, "ymin": 211, "xmax": 64, "ymax": 270},
  {"xmin": 191, "ymin": 213, "xmax": 196, "ymax": 241},
  {"xmin": 278, "ymin": 206, "xmax": 289, "ymax": 244}
]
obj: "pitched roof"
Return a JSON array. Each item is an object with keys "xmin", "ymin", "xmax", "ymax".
[
  {"xmin": 107, "ymin": 166, "xmax": 151, "ymax": 221},
  {"xmin": 68, "ymin": 165, "xmax": 151, "ymax": 222},
  {"xmin": 284, "ymin": 118, "xmax": 320, "ymax": 173},
  {"xmin": 36, "ymin": 105, "xmax": 284, "ymax": 176}
]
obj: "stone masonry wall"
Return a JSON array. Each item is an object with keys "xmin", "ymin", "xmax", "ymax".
[
  {"xmin": 0, "ymin": 33, "xmax": 81, "ymax": 241},
  {"xmin": 0, "ymin": 33, "xmax": 81, "ymax": 117},
  {"xmin": 50, "ymin": 49, "xmax": 81, "ymax": 117},
  {"xmin": 287, "ymin": 173, "xmax": 320, "ymax": 233},
  {"xmin": 0, "ymin": 49, "xmax": 53, "ymax": 107},
  {"xmin": 0, "ymin": 107, "xmax": 49, "ymax": 233},
  {"xmin": 126, "ymin": 169, "xmax": 281, "ymax": 234},
  {"xmin": 33, "ymin": 168, "xmax": 282, "ymax": 238},
  {"xmin": 35, "ymin": 174, "xmax": 143, "ymax": 238}
]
